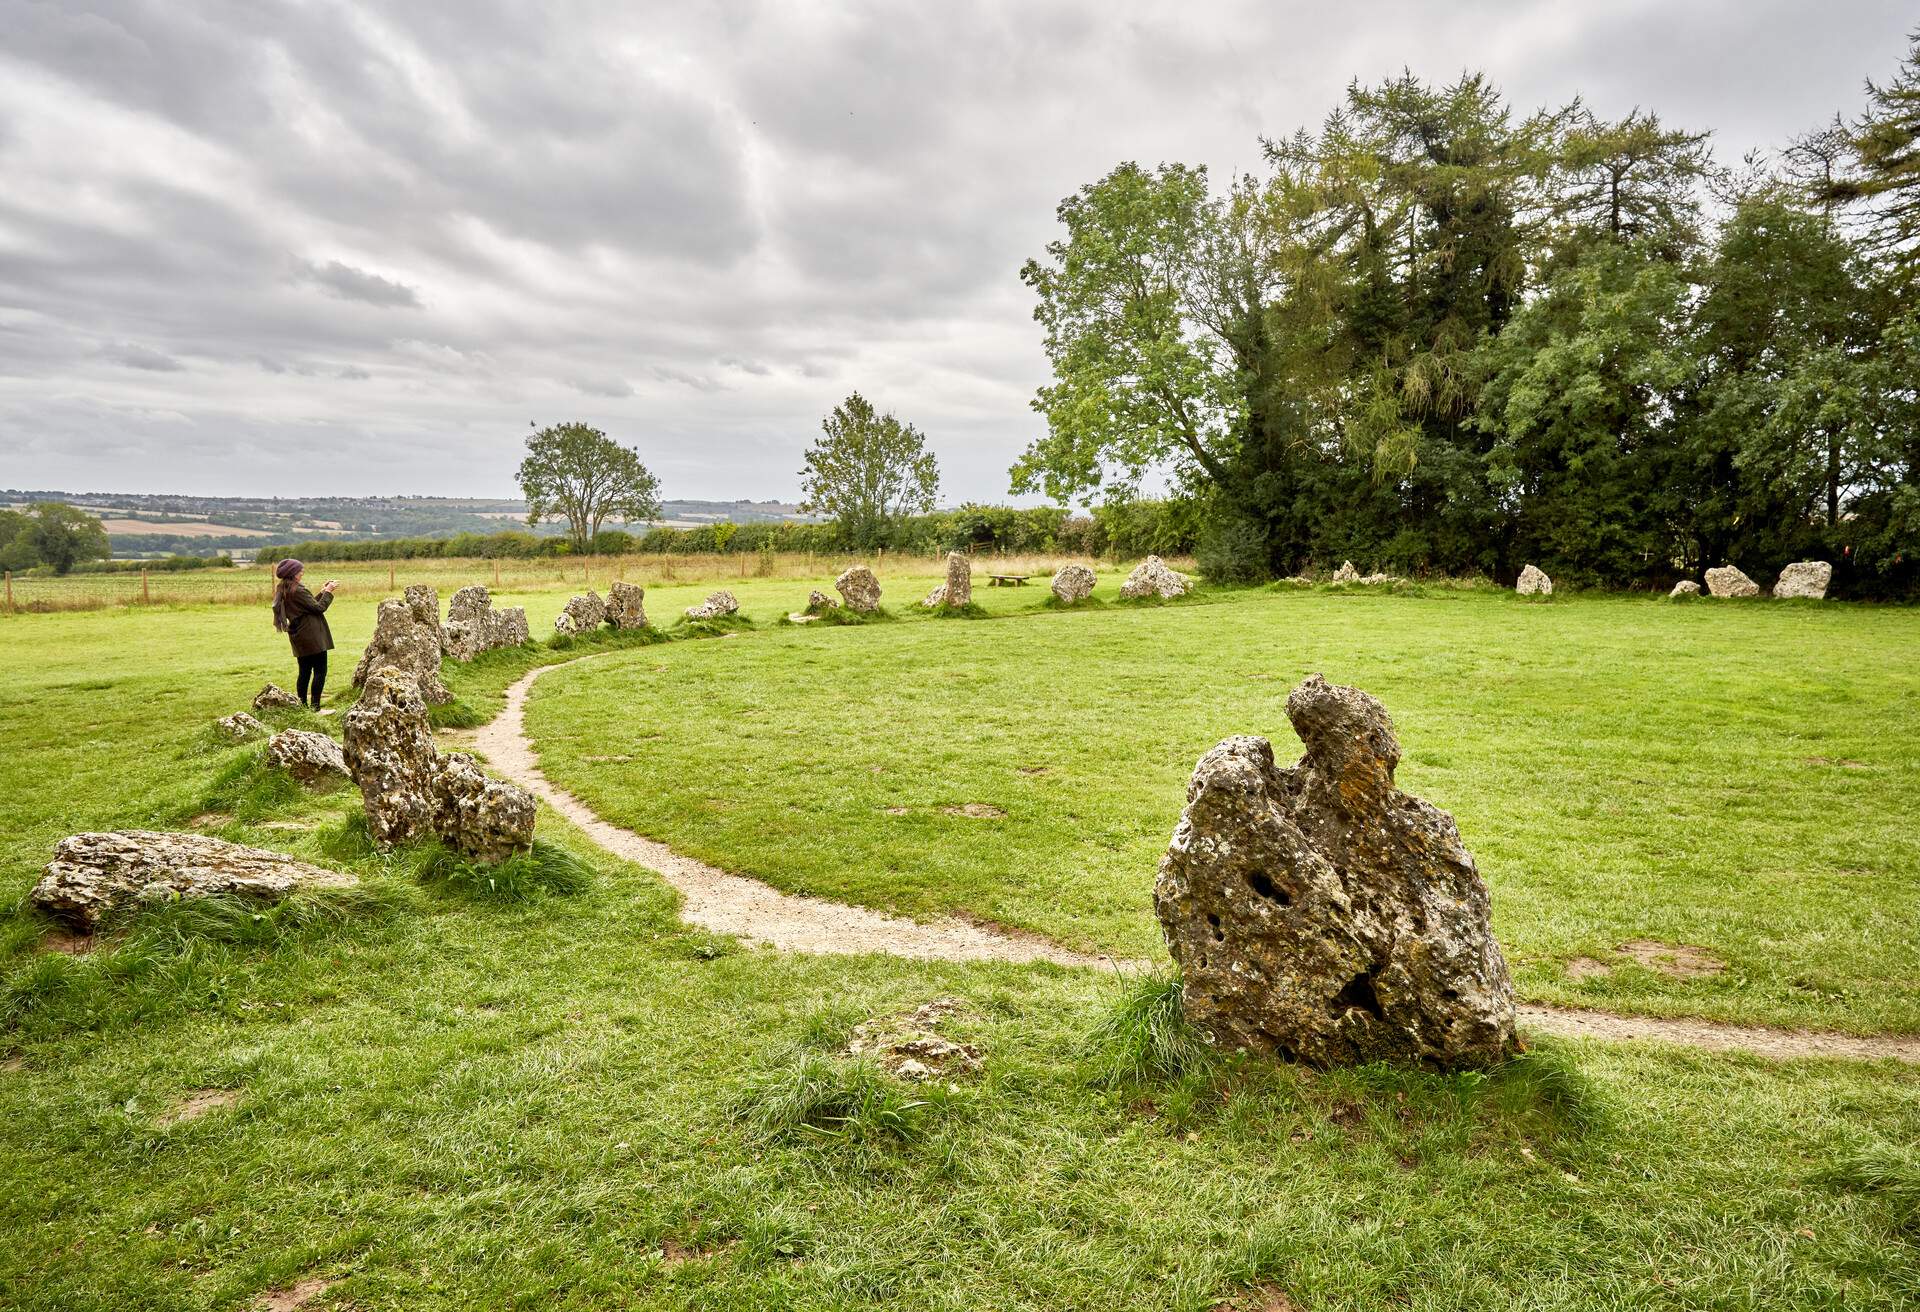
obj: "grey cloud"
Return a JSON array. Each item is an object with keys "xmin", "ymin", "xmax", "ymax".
[
  {"xmin": 571, "ymin": 377, "xmax": 634, "ymax": 398},
  {"xmin": 303, "ymin": 261, "xmax": 421, "ymax": 308},
  {"xmin": 100, "ymin": 342, "xmax": 185, "ymax": 371},
  {"xmin": 337, "ymin": 366, "xmax": 372, "ymax": 380}
]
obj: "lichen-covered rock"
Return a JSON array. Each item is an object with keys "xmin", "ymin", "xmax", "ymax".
[
  {"xmin": 1154, "ymin": 674, "xmax": 1517, "ymax": 1071},
  {"xmin": 554, "ymin": 591, "xmax": 607, "ymax": 634},
  {"xmin": 1774, "ymin": 560, "xmax": 1832, "ymax": 600},
  {"xmin": 835, "ymin": 564, "xmax": 882, "ymax": 612},
  {"xmin": 217, "ymin": 712, "xmax": 266, "ymax": 740},
  {"xmin": 252, "ymin": 684, "xmax": 300, "ymax": 712},
  {"xmin": 805, "ymin": 590, "xmax": 838, "ymax": 615},
  {"xmin": 844, "ymin": 998, "xmax": 983, "ymax": 1081},
  {"xmin": 685, "ymin": 590, "xmax": 739, "ymax": 620},
  {"xmin": 1516, "ymin": 564, "xmax": 1552, "ymax": 596},
  {"xmin": 267, "ymin": 728, "xmax": 348, "ymax": 785},
  {"xmin": 342, "ymin": 667, "xmax": 441, "ymax": 847},
  {"xmin": 605, "ymin": 581, "xmax": 649, "ymax": 629},
  {"xmin": 940, "ymin": 552, "xmax": 972, "ymax": 608},
  {"xmin": 1705, "ymin": 565, "xmax": 1760, "ymax": 598},
  {"xmin": 1051, "ymin": 563, "xmax": 1096, "ymax": 604},
  {"xmin": 1359, "ymin": 572, "xmax": 1396, "ymax": 586},
  {"xmin": 432, "ymin": 752, "xmax": 535, "ymax": 862},
  {"xmin": 922, "ymin": 583, "xmax": 947, "ymax": 608},
  {"xmin": 1330, "ymin": 560, "xmax": 1360, "ymax": 584},
  {"xmin": 31, "ymin": 831, "xmax": 356, "ymax": 930},
  {"xmin": 1670, "ymin": 580, "xmax": 1701, "ymax": 598},
  {"xmin": 352, "ymin": 588, "xmax": 451, "ymax": 704},
  {"xmin": 446, "ymin": 585, "xmax": 530, "ymax": 659},
  {"xmin": 1120, "ymin": 555, "xmax": 1190, "ymax": 600}
]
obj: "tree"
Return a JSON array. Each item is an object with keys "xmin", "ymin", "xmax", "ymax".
[
  {"xmin": 517, "ymin": 423, "xmax": 662, "ymax": 555},
  {"xmin": 1552, "ymin": 108, "xmax": 1714, "ymax": 261},
  {"xmin": 19, "ymin": 503, "xmax": 111, "ymax": 575},
  {"xmin": 1833, "ymin": 29, "xmax": 1920, "ymax": 287},
  {"xmin": 0, "ymin": 509, "xmax": 32, "ymax": 572},
  {"xmin": 798, "ymin": 393, "xmax": 939, "ymax": 549}
]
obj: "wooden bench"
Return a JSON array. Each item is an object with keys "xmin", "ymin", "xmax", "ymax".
[{"xmin": 986, "ymin": 574, "xmax": 1032, "ymax": 587}]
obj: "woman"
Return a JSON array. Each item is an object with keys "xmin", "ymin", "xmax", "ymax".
[{"xmin": 271, "ymin": 558, "xmax": 340, "ymax": 711}]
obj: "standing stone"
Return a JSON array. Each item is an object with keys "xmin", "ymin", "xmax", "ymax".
[
  {"xmin": 554, "ymin": 591, "xmax": 608, "ymax": 634},
  {"xmin": 1120, "ymin": 555, "xmax": 1191, "ymax": 600},
  {"xmin": 352, "ymin": 588, "xmax": 451, "ymax": 705},
  {"xmin": 1670, "ymin": 580, "xmax": 1702, "ymax": 598},
  {"xmin": 446, "ymin": 585, "xmax": 530, "ymax": 659},
  {"xmin": 267, "ymin": 728, "xmax": 349, "ymax": 785},
  {"xmin": 605, "ymin": 581, "xmax": 649, "ymax": 629},
  {"xmin": 940, "ymin": 552, "xmax": 973, "ymax": 608},
  {"xmin": 342, "ymin": 667, "xmax": 441, "ymax": 847},
  {"xmin": 1516, "ymin": 564, "xmax": 1553, "ymax": 596},
  {"xmin": 253, "ymin": 684, "xmax": 300, "ymax": 712},
  {"xmin": 835, "ymin": 564, "xmax": 882, "ymax": 613},
  {"xmin": 685, "ymin": 590, "xmax": 739, "ymax": 620},
  {"xmin": 31, "ymin": 831, "xmax": 356, "ymax": 930},
  {"xmin": 1154, "ymin": 674, "xmax": 1517, "ymax": 1071},
  {"xmin": 217, "ymin": 712, "xmax": 267, "ymax": 740},
  {"xmin": 1330, "ymin": 560, "xmax": 1360, "ymax": 584},
  {"xmin": 432, "ymin": 753, "xmax": 535, "ymax": 862},
  {"xmin": 805, "ymin": 590, "xmax": 838, "ymax": 615},
  {"xmin": 1051, "ymin": 563, "xmax": 1096, "ymax": 604},
  {"xmin": 1774, "ymin": 561, "xmax": 1833, "ymax": 600},
  {"xmin": 1705, "ymin": 565, "xmax": 1760, "ymax": 598}
]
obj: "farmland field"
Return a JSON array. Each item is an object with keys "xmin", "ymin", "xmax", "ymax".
[{"xmin": 1, "ymin": 565, "xmax": 1917, "ymax": 1310}]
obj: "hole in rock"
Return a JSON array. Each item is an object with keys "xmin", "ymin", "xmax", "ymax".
[
  {"xmin": 1330, "ymin": 971, "xmax": 1385, "ymax": 1022},
  {"xmin": 1207, "ymin": 913, "xmax": 1224, "ymax": 942},
  {"xmin": 1246, "ymin": 871, "xmax": 1291, "ymax": 905}
]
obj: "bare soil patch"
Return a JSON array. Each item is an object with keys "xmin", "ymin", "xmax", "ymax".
[
  {"xmin": 187, "ymin": 811, "xmax": 233, "ymax": 829},
  {"xmin": 1212, "ymin": 1284, "xmax": 1301, "ymax": 1311},
  {"xmin": 254, "ymin": 1276, "xmax": 335, "ymax": 1310},
  {"xmin": 942, "ymin": 802, "xmax": 1007, "ymax": 818},
  {"xmin": 40, "ymin": 929, "xmax": 94, "ymax": 956},
  {"xmin": 1016, "ymin": 764, "xmax": 1051, "ymax": 775},
  {"xmin": 881, "ymin": 805, "xmax": 912, "ymax": 816},
  {"xmin": 1804, "ymin": 755, "xmax": 1868, "ymax": 769},
  {"xmin": 1565, "ymin": 956, "xmax": 1613, "ymax": 981},
  {"xmin": 1617, "ymin": 940, "xmax": 1726, "ymax": 978},
  {"xmin": 161, "ymin": 1088, "xmax": 241, "ymax": 1126}
]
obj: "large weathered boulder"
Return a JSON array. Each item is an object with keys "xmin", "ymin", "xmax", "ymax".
[
  {"xmin": 553, "ymin": 591, "xmax": 607, "ymax": 634},
  {"xmin": 1516, "ymin": 564, "xmax": 1552, "ymax": 596},
  {"xmin": 342, "ymin": 667, "xmax": 441, "ymax": 847},
  {"xmin": 217, "ymin": 712, "xmax": 266, "ymax": 740},
  {"xmin": 445, "ymin": 585, "xmax": 529, "ymax": 659},
  {"xmin": 1670, "ymin": 580, "xmax": 1702, "ymax": 598},
  {"xmin": 605, "ymin": 581, "xmax": 649, "ymax": 630},
  {"xmin": 31, "ymin": 831, "xmax": 356, "ymax": 930},
  {"xmin": 1330, "ymin": 560, "xmax": 1361, "ymax": 584},
  {"xmin": 1120, "ymin": 555, "xmax": 1191, "ymax": 600},
  {"xmin": 1154, "ymin": 674, "xmax": 1517, "ymax": 1070},
  {"xmin": 835, "ymin": 564, "xmax": 882, "ymax": 613},
  {"xmin": 1774, "ymin": 560, "xmax": 1832, "ymax": 600},
  {"xmin": 1051, "ymin": 563, "xmax": 1096, "ymax": 604},
  {"xmin": 267, "ymin": 728, "xmax": 348, "ymax": 785},
  {"xmin": 1705, "ymin": 565, "xmax": 1760, "ymax": 598},
  {"xmin": 940, "ymin": 552, "xmax": 972, "ymax": 608},
  {"xmin": 685, "ymin": 590, "xmax": 739, "ymax": 620},
  {"xmin": 352, "ymin": 587, "xmax": 451, "ymax": 704},
  {"xmin": 253, "ymin": 684, "xmax": 300, "ymax": 712},
  {"xmin": 432, "ymin": 753, "xmax": 535, "ymax": 862}
]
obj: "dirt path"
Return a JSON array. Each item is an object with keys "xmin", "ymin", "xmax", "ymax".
[{"xmin": 468, "ymin": 657, "xmax": 1920, "ymax": 1066}]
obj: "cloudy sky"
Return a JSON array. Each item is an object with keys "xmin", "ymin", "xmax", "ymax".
[{"xmin": 1, "ymin": 1, "xmax": 1912, "ymax": 504}]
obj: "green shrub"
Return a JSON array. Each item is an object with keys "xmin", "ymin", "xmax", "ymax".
[
  {"xmin": 732, "ymin": 1051, "xmax": 936, "ymax": 1143},
  {"xmin": 1079, "ymin": 971, "xmax": 1216, "ymax": 1086}
]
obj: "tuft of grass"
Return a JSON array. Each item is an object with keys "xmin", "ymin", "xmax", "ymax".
[
  {"xmin": 1079, "ymin": 970, "xmax": 1217, "ymax": 1086},
  {"xmin": 1039, "ymin": 593, "xmax": 1105, "ymax": 611},
  {"xmin": 814, "ymin": 605, "xmax": 897, "ymax": 626},
  {"xmin": 414, "ymin": 839, "xmax": 594, "ymax": 903},
  {"xmin": 428, "ymin": 700, "xmax": 489, "ymax": 729},
  {"xmin": 731, "ymin": 1050, "xmax": 936, "ymax": 1144},
  {"xmin": 1817, "ymin": 1142, "xmax": 1920, "ymax": 1234},
  {"xmin": 200, "ymin": 750, "xmax": 305, "ymax": 821},
  {"xmin": 673, "ymin": 613, "xmax": 756, "ymax": 639},
  {"xmin": 923, "ymin": 601, "xmax": 991, "ymax": 619}
]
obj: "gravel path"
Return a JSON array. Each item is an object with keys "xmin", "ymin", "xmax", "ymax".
[{"xmin": 466, "ymin": 656, "xmax": 1919, "ymax": 1066}]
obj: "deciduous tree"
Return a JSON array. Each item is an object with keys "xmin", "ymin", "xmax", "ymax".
[
  {"xmin": 517, "ymin": 423, "xmax": 662, "ymax": 555},
  {"xmin": 798, "ymin": 394, "xmax": 939, "ymax": 549}
]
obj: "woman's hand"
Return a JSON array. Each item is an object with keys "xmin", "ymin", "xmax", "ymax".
[{"xmin": 322, "ymin": 579, "xmax": 339, "ymax": 593}]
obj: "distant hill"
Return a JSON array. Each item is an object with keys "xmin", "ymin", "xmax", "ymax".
[{"xmin": 0, "ymin": 490, "xmax": 814, "ymax": 558}]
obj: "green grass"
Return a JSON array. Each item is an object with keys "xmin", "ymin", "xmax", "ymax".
[
  {"xmin": 530, "ymin": 586, "xmax": 1920, "ymax": 1034},
  {"xmin": 1, "ymin": 573, "xmax": 1918, "ymax": 1308}
]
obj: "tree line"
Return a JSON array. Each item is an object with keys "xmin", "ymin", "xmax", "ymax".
[{"xmin": 1012, "ymin": 34, "xmax": 1920, "ymax": 595}]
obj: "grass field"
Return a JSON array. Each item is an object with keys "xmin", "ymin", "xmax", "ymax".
[{"xmin": 1, "ymin": 565, "xmax": 1917, "ymax": 1310}]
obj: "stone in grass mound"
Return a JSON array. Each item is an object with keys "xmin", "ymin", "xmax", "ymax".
[
  {"xmin": 804, "ymin": 589, "xmax": 838, "ymax": 615},
  {"xmin": 1516, "ymin": 564, "xmax": 1552, "ymax": 596},
  {"xmin": 1119, "ymin": 555, "xmax": 1191, "ymax": 600},
  {"xmin": 1329, "ymin": 560, "xmax": 1360, "ymax": 584},
  {"xmin": 1670, "ymin": 580, "xmax": 1702, "ymax": 598},
  {"xmin": 351, "ymin": 586, "xmax": 452, "ymax": 705},
  {"xmin": 553, "ymin": 591, "xmax": 608, "ymax": 634},
  {"xmin": 432, "ymin": 752, "xmax": 535, "ymax": 862},
  {"xmin": 217, "ymin": 712, "xmax": 266, "ymax": 740},
  {"xmin": 445, "ymin": 585, "xmax": 530, "ymax": 659},
  {"xmin": 1155, "ymin": 674, "xmax": 1517, "ymax": 1070},
  {"xmin": 844, "ymin": 997, "xmax": 984, "ymax": 1082},
  {"xmin": 1050, "ymin": 563, "xmax": 1096, "ymax": 604},
  {"xmin": 835, "ymin": 564, "xmax": 882, "ymax": 612},
  {"xmin": 605, "ymin": 580, "xmax": 650, "ymax": 630},
  {"xmin": 252, "ymin": 684, "xmax": 301, "ymax": 712},
  {"xmin": 30, "ymin": 830, "xmax": 357, "ymax": 931},
  {"xmin": 1774, "ymin": 560, "xmax": 1833, "ymax": 600},
  {"xmin": 266, "ymin": 728, "xmax": 348, "ymax": 785},
  {"xmin": 685, "ymin": 590, "xmax": 740, "ymax": 620},
  {"xmin": 1705, "ymin": 565, "xmax": 1760, "ymax": 598}
]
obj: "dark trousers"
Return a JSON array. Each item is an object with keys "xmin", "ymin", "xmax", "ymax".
[{"xmin": 296, "ymin": 652, "xmax": 328, "ymax": 708}]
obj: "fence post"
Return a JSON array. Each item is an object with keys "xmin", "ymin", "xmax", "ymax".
[
  {"xmin": 493, "ymin": 559, "xmax": 501, "ymax": 588},
  {"xmin": 3, "ymin": 570, "xmax": 10, "ymax": 611},
  {"xmin": 141, "ymin": 568, "xmax": 150, "ymax": 604},
  {"xmin": 388, "ymin": 562, "xmax": 395, "ymax": 591}
]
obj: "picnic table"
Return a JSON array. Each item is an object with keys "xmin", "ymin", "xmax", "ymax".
[{"xmin": 985, "ymin": 574, "xmax": 1032, "ymax": 587}]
